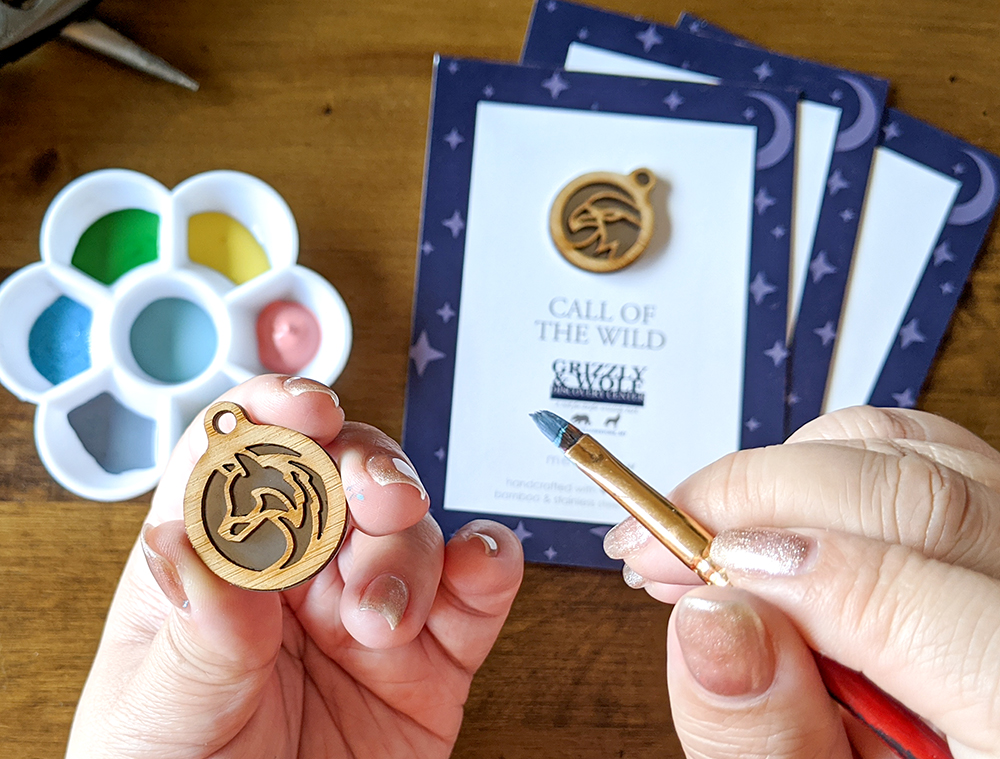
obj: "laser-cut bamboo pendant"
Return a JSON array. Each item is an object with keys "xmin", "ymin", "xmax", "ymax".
[
  {"xmin": 550, "ymin": 168, "xmax": 656, "ymax": 273},
  {"xmin": 184, "ymin": 401, "xmax": 348, "ymax": 591}
]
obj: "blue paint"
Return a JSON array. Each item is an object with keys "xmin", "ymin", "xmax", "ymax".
[
  {"xmin": 28, "ymin": 296, "xmax": 92, "ymax": 385},
  {"xmin": 130, "ymin": 298, "xmax": 217, "ymax": 383},
  {"xmin": 68, "ymin": 392, "xmax": 156, "ymax": 474}
]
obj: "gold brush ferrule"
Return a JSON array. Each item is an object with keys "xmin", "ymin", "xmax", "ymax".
[{"xmin": 566, "ymin": 434, "xmax": 729, "ymax": 587}]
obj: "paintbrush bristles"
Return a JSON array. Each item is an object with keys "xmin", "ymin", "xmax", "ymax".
[
  {"xmin": 529, "ymin": 411, "xmax": 565, "ymax": 444},
  {"xmin": 530, "ymin": 410, "xmax": 583, "ymax": 450}
]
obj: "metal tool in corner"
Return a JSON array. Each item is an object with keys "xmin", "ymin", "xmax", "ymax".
[{"xmin": 0, "ymin": 0, "xmax": 198, "ymax": 91}]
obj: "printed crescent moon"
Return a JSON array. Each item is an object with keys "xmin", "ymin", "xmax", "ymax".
[
  {"xmin": 948, "ymin": 149, "xmax": 998, "ymax": 226},
  {"xmin": 834, "ymin": 74, "xmax": 879, "ymax": 153},
  {"xmin": 747, "ymin": 92, "xmax": 794, "ymax": 170}
]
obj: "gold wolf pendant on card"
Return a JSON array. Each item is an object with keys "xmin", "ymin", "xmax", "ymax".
[{"xmin": 550, "ymin": 168, "xmax": 656, "ymax": 273}]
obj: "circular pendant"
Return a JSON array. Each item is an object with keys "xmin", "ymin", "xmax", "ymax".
[
  {"xmin": 184, "ymin": 401, "xmax": 349, "ymax": 591},
  {"xmin": 549, "ymin": 168, "xmax": 656, "ymax": 273}
]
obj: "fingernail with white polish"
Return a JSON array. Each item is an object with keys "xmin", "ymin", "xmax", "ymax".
[
  {"xmin": 282, "ymin": 376, "xmax": 340, "ymax": 406},
  {"xmin": 622, "ymin": 563, "xmax": 648, "ymax": 589},
  {"xmin": 604, "ymin": 517, "xmax": 652, "ymax": 559},
  {"xmin": 709, "ymin": 527, "xmax": 816, "ymax": 578},
  {"xmin": 465, "ymin": 531, "xmax": 499, "ymax": 556},
  {"xmin": 366, "ymin": 453, "xmax": 428, "ymax": 501},
  {"xmin": 359, "ymin": 574, "xmax": 409, "ymax": 630},
  {"xmin": 140, "ymin": 524, "xmax": 190, "ymax": 613},
  {"xmin": 675, "ymin": 596, "xmax": 775, "ymax": 697}
]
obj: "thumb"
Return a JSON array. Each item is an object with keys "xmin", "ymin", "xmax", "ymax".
[
  {"xmin": 108, "ymin": 520, "xmax": 282, "ymax": 756},
  {"xmin": 667, "ymin": 586, "xmax": 852, "ymax": 759}
]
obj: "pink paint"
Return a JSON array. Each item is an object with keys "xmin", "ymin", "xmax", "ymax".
[{"xmin": 256, "ymin": 301, "xmax": 321, "ymax": 374}]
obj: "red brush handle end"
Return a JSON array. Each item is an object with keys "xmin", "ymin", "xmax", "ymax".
[{"xmin": 812, "ymin": 653, "xmax": 952, "ymax": 759}]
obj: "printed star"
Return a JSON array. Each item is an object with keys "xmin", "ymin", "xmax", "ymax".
[
  {"xmin": 636, "ymin": 24, "xmax": 663, "ymax": 52},
  {"xmin": 827, "ymin": 169, "xmax": 850, "ymax": 195},
  {"xmin": 809, "ymin": 251, "xmax": 838, "ymax": 283},
  {"xmin": 421, "ymin": 241, "xmax": 434, "ymax": 255},
  {"xmin": 952, "ymin": 163, "xmax": 966, "ymax": 175},
  {"xmin": 434, "ymin": 447, "xmax": 446, "ymax": 462},
  {"xmin": 786, "ymin": 393, "xmax": 800, "ymax": 406},
  {"xmin": 771, "ymin": 225, "xmax": 787, "ymax": 239},
  {"xmin": 830, "ymin": 88, "xmax": 844, "ymax": 102},
  {"xmin": 813, "ymin": 321, "xmax": 837, "ymax": 346},
  {"xmin": 443, "ymin": 127, "xmax": 464, "ymax": 149},
  {"xmin": 442, "ymin": 210, "xmax": 465, "ymax": 238},
  {"xmin": 482, "ymin": 84, "xmax": 495, "ymax": 98},
  {"xmin": 545, "ymin": 0, "xmax": 557, "ymax": 10},
  {"xmin": 892, "ymin": 388, "xmax": 917, "ymax": 408},
  {"xmin": 447, "ymin": 60, "xmax": 459, "ymax": 74},
  {"xmin": 589, "ymin": 525, "xmax": 611, "ymax": 539},
  {"xmin": 742, "ymin": 106, "xmax": 756, "ymax": 121},
  {"xmin": 663, "ymin": 90, "xmax": 685, "ymax": 111},
  {"xmin": 764, "ymin": 340, "xmax": 789, "ymax": 367},
  {"xmin": 590, "ymin": 102, "xmax": 600, "ymax": 110},
  {"xmin": 882, "ymin": 121, "xmax": 902, "ymax": 141},
  {"xmin": 688, "ymin": 21, "xmax": 704, "ymax": 32},
  {"xmin": 513, "ymin": 521, "xmax": 534, "ymax": 542},
  {"xmin": 933, "ymin": 240, "xmax": 955, "ymax": 266},
  {"xmin": 749, "ymin": 271, "xmax": 778, "ymax": 305},
  {"xmin": 754, "ymin": 187, "xmax": 776, "ymax": 214},
  {"xmin": 899, "ymin": 318, "xmax": 927, "ymax": 349},
  {"xmin": 409, "ymin": 331, "xmax": 446, "ymax": 376},
  {"xmin": 840, "ymin": 208, "xmax": 856, "ymax": 222},
  {"xmin": 745, "ymin": 417, "xmax": 761, "ymax": 432},
  {"xmin": 753, "ymin": 61, "xmax": 774, "ymax": 82},
  {"xmin": 436, "ymin": 302, "xmax": 456, "ymax": 323},
  {"xmin": 544, "ymin": 546, "xmax": 558, "ymax": 560},
  {"xmin": 940, "ymin": 281, "xmax": 956, "ymax": 295},
  {"xmin": 541, "ymin": 71, "xmax": 570, "ymax": 99},
  {"xmin": 577, "ymin": 27, "xmax": 589, "ymax": 40}
]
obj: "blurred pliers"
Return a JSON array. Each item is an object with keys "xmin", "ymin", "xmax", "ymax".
[{"xmin": 0, "ymin": 0, "xmax": 198, "ymax": 90}]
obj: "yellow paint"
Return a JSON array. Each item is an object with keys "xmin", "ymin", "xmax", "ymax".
[{"xmin": 187, "ymin": 212, "xmax": 270, "ymax": 284}]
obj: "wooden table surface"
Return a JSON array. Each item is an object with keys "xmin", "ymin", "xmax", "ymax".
[{"xmin": 1, "ymin": 0, "xmax": 998, "ymax": 756}]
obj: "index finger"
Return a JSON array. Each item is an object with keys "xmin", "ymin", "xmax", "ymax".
[
  {"xmin": 619, "ymin": 439, "xmax": 1000, "ymax": 584},
  {"xmin": 325, "ymin": 421, "xmax": 430, "ymax": 537},
  {"xmin": 790, "ymin": 406, "xmax": 1000, "ymax": 463}
]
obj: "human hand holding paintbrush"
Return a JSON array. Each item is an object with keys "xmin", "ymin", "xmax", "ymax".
[{"xmin": 535, "ymin": 406, "xmax": 999, "ymax": 759}]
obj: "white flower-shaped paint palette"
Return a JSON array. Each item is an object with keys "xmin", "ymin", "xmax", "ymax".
[{"xmin": 0, "ymin": 169, "xmax": 352, "ymax": 501}]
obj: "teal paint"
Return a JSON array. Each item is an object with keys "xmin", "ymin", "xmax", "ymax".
[
  {"xmin": 130, "ymin": 297, "xmax": 217, "ymax": 383},
  {"xmin": 67, "ymin": 392, "xmax": 156, "ymax": 474},
  {"xmin": 28, "ymin": 295, "xmax": 92, "ymax": 385}
]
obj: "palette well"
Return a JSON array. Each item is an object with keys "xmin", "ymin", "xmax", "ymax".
[{"xmin": 0, "ymin": 169, "xmax": 352, "ymax": 502}]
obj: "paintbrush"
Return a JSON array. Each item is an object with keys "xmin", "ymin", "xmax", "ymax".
[{"xmin": 530, "ymin": 409, "xmax": 952, "ymax": 759}]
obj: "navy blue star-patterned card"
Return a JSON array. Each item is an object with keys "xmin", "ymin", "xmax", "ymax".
[
  {"xmin": 677, "ymin": 13, "xmax": 1000, "ymax": 420},
  {"xmin": 401, "ymin": 56, "xmax": 795, "ymax": 568},
  {"xmin": 523, "ymin": 0, "xmax": 889, "ymax": 437},
  {"xmin": 821, "ymin": 109, "xmax": 1000, "ymax": 413}
]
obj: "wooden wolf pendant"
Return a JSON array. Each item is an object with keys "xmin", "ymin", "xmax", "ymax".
[
  {"xmin": 184, "ymin": 401, "xmax": 349, "ymax": 591},
  {"xmin": 550, "ymin": 168, "xmax": 656, "ymax": 273}
]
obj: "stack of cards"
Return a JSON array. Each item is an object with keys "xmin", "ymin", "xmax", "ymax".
[{"xmin": 402, "ymin": 0, "xmax": 1000, "ymax": 568}]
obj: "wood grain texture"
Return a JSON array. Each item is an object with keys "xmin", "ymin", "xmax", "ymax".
[
  {"xmin": 550, "ymin": 169, "xmax": 657, "ymax": 273},
  {"xmin": 0, "ymin": 0, "xmax": 998, "ymax": 756},
  {"xmin": 184, "ymin": 402, "xmax": 348, "ymax": 591}
]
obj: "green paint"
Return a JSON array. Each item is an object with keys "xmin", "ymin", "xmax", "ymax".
[{"xmin": 71, "ymin": 209, "xmax": 159, "ymax": 284}]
